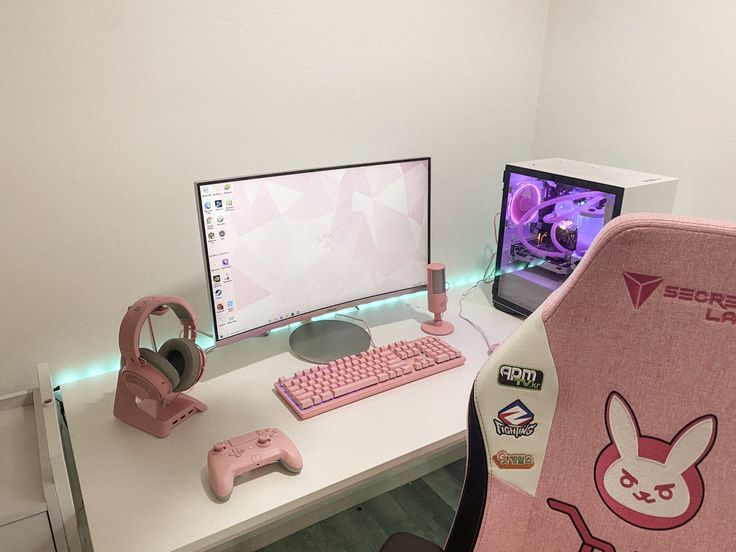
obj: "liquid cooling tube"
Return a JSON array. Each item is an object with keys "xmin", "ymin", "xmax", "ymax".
[{"xmin": 516, "ymin": 191, "xmax": 606, "ymax": 259}]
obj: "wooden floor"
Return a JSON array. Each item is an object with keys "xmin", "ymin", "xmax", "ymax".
[{"xmin": 256, "ymin": 458, "xmax": 466, "ymax": 552}]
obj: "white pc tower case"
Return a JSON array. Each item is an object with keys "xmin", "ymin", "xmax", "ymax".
[{"xmin": 486, "ymin": 158, "xmax": 679, "ymax": 316}]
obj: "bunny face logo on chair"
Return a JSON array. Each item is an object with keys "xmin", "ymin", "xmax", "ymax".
[{"xmin": 594, "ymin": 392, "xmax": 717, "ymax": 530}]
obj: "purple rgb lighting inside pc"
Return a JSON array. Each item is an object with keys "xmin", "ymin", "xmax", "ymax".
[{"xmin": 492, "ymin": 168, "xmax": 622, "ymax": 316}]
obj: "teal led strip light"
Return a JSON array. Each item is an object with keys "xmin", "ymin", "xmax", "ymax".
[{"xmin": 55, "ymin": 264, "xmax": 542, "ymax": 386}]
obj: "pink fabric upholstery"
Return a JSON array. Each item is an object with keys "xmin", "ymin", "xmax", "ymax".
[
  {"xmin": 475, "ymin": 476, "xmax": 533, "ymax": 552},
  {"xmin": 475, "ymin": 214, "xmax": 736, "ymax": 551}
]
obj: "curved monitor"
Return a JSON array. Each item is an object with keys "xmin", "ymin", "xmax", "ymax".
[{"xmin": 196, "ymin": 158, "xmax": 430, "ymax": 349}]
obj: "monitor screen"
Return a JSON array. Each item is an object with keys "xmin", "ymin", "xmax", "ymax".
[{"xmin": 196, "ymin": 158, "xmax": 430, "ymax": 345}]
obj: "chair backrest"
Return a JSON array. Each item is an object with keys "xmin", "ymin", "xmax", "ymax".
[{"xmin": 446, "ymin": 213, "xmax": 736, "ymax": 551}]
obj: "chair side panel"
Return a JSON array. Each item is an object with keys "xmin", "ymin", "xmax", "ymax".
[{"xmin": 527, "ymin": 220, "xmax": 736, "ymax": 551}]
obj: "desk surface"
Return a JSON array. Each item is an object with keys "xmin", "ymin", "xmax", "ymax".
[{"xmin": 61, "ymin": 288, "xmax": 522, "ymax": 552}]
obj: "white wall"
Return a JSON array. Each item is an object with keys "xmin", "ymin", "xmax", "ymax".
[
  {"xmin": 533, "ymin": 0, "xmax": 736, "ymax": 220},
  {"xmin": 0, "ymin": 1, "xmax": 550, "ymax": 394}
]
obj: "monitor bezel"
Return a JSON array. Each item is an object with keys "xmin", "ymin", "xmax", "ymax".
[{"xmin": 195, "ymin": 157, "xmax": 431, "ymax": 347}]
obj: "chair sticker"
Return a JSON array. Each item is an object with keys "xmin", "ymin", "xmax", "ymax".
[{"xmin": 594, "ymin": 391, "xmax": 717, "ymax": 530}]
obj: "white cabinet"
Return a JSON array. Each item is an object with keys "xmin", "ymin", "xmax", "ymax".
[
  {"xmin": 0, "ymin": 394, "xmax": 55, "ymax": 551},
  {"xmin": 0, "ymin": 513, "xmax": 56, "ymax": 552},
  {"xmin": 0, "ymin": 364, "xmax": 83, "ymax": 552}
]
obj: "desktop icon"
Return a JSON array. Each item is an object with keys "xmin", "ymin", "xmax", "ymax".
[
  {"xmin": 222, "ymin": 258, "xmax": 230, "ymax": 267},
  {"xmin": 202, "ymin": 186, "xmax": 209, "ymax": 193},
  {"xmin": 215, "ymin": 200, "xmax": 223, "ymax": 208},
  {"xmin": 226, "ymin": 199, "xmax": 233, "ymax": 206},
  {"xmin": 217, "ymin": 303, "xmax": 225, "ymax": 312},
  {"xmin": 217, "ymin": 215, "xmax": 224, "ymax": 223},
  {"xmin": 206, "ymin": 217, "xmax": 213, "ymax": 225},
  {"xmin": 204, "ymin": 201, "xmax": 211, "ymax": 210},
  {"xmin": 223, "ymin": 272, "xmax": 231, "ymax": 281},
  {"xmin": 227, "ymin": 300, "xmax": 234, "ymax": 308},
  {"xmin": 219, "ymin": 230, "xmax": 226, "ymax": 238},
  {"xmin": 224, "ymin": 183, "xmax": 231, "ymax": 191},
  {"xmin": 215, "ymin": 289, "xmax": 223, "ymax": 298},
  {"xmin": 208, "ymin": 232, "xmax": 215, "ymax": 239},
  {"xmin": 213, "ymin": 275, "xmax": 221, "ymax": 283}
]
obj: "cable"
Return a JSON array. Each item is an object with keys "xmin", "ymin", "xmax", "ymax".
[
  {"xmin": 179, "ymin": 326, "xmax": 216, "ymax": 353},
  {"xmin": 197, "ymin": 328, "xmax": 218, "ymax": 354},
  {"xmin": 457, "ymin": 211, "xmax": 502, "ymax": 355},
  {"xmin": 516, "ymin": 191, "xmax": 605, "ymax": 259},
  {"xmin": 458, "ymin": 264, "xmax": 498, "ymax": 355},
  {"xmin": 336, "ymin": 311, "xmax": 377, "ymax": 349}
]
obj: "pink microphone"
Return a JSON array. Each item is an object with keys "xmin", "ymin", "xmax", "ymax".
[{"xmin": 421, "ymin": 263, "xmax": 454, "ymax": 336}]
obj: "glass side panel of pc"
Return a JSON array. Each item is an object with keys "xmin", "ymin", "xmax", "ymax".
[
  {"xmin": 492, "ymin": 167, "xmax": 622, "ymax": 316},
  {"xmin": 196, "ymin": 158, "xmax": 430, "ymax": 347}
]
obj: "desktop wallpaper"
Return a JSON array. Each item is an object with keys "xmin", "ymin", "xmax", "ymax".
[{"xmin": 200, "ymin": 159, "xmax": 429, "ymax": 340}]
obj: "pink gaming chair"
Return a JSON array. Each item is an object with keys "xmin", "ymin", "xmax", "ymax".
[{"xmin": 381, "ymin": 213, "xmax": 736, "ymax": 551}]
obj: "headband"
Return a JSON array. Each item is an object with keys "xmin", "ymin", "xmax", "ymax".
[{"xmin": 118, "ymin": 295, "xmax": 198, "ymax": 365}]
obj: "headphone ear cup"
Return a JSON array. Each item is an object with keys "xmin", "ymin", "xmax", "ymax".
[
  {"xmin": 139, "ymin": 348, "xmax": 181, "ymax": 390},
  {"xmin": 158, "ymin": 338, "xmax": 201, "ymax": 392}
]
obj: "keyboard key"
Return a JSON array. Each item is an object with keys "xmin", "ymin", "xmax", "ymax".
[
  {"xmin": 297, "ymin": 397, "xmax": 313, "ymax": 410},
  {"xmin": 333, "ymin": 376, "xmax": 379, "ymax": 397}
]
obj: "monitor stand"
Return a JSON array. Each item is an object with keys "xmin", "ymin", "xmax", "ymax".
[{"xmin": 289, "ymin": 319, "xmax": 371, "ymax": 364}]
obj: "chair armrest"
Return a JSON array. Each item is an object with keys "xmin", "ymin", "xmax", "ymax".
[{"xmin": 379, "ymin": 532, "xmax": 443, "ymax": 552}]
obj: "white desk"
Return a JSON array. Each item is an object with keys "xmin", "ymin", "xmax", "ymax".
[{"xmin": 61, "ymin": 289, "xmax": 521, "ymax": 552}]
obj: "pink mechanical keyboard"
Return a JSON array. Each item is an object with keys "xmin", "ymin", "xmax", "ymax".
[{"xmin": 274, "ymin": 336, "xmax": 465, "ymax": 419}]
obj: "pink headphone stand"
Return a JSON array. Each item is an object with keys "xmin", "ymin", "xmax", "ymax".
[{"xmin": 113, "ymin": 372, "xmax": 207, "ymax": 438}]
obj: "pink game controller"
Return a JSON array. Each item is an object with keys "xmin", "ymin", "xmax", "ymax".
[{"xmin": 207, "ymin": 427, "xmax": 303, "ymax": 500}]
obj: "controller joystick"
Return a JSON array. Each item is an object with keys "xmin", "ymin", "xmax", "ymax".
[{"xmin": 207, "ymin": 427, "xmax": 303, "ymax": 500}]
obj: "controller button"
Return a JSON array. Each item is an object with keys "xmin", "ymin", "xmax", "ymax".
[
  {"xmin": 257, "ymin": 436, "xmax": 270, "ymax": 447},
  {"xmin": 252, "ymin": 454, "xmax": 261, "ymax": 463},
  {"xmin": 213, "ymin": 442, "xmax": 226, "ymax": 453}
]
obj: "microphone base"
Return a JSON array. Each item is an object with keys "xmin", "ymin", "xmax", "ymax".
[{"xmin": 421, "ymin": 319, "xmax": 454, "ymax": 336}]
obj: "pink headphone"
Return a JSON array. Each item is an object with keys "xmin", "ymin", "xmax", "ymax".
[{"xmin": 118, "ymin": 295, "xmax": 206, "ymax": 401}]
